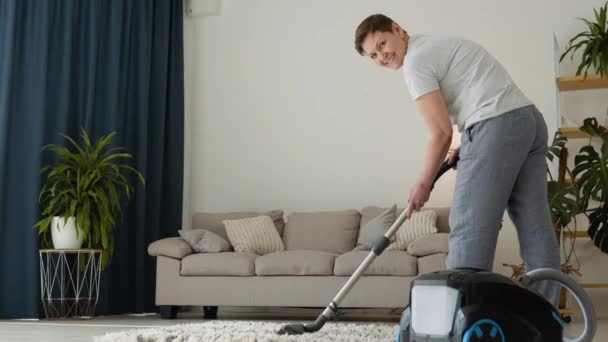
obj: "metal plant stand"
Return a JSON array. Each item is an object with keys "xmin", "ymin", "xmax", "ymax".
[{"xmin": 39, "ymin": 249, "xmax": 102, "ymax": 319}]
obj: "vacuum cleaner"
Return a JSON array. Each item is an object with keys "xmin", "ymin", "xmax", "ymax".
[
  {"xmin": 397, "ymin": 268, "xmax": 596, "ymax": 341},
  {"xmin": 277, "ymin": 158, "xmax": 597, "ymax": 342}
]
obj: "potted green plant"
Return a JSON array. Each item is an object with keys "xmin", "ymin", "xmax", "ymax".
[
  {"xmin": 560, "ymin": 1, "xmax": 608, "ymax": 78},
  {"xmin": 34, "ymin": 128, "xmax": 145, "ymax": 268}
]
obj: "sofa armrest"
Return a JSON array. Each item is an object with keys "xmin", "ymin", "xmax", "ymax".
[
  {"xmin": 148, "ymin": 237, "xmax": 194, "ymax": 259},
  {"xmin": 407, "ymin": 233, "xmax": 449, "ymax": 257}
]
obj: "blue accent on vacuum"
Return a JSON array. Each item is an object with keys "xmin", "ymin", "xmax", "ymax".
[
  {"xmin": 462, "ymin": 319, "xmax": 505, "ymax": 342},
  {"xmin": 552, "ymin": 311, "xmax": 566, "ymax": 327}
]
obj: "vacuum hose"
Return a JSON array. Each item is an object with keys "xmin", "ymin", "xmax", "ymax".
[{"xmin": 520, "ymin": 268, "xmax": 597, "ymax": 342}]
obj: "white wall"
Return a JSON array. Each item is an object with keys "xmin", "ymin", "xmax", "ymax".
[{"xmin": 183, "ymin": 0, "xmax": 608, "ymax": 315}]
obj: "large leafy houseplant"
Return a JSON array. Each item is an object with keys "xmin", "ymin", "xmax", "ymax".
[
  {"xmin": 34, "ymin": 129, "xmax": 145, "ymax": 268},
  {"xmin": 572, "ymin": 117, "xmax": 608, "ymax": 253},
  {"xmin": 547, "ymin": 132, "xmax": 580, "ymax": 229},
  {"xmin": 560, "ymin": 1, "xmax": 608, "ymax": 78}
]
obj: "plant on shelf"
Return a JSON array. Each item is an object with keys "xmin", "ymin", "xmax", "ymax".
[
  {"xmin": 34, "ymin": 128, "xmax": 145, "ymax": 268},
  {"xmin": 560, "ymin": 1, "xmax": 608, "ymax": 79},
  {"xmin": 572, "ymin": 117, "xmax": 608, "ymax": 253}
]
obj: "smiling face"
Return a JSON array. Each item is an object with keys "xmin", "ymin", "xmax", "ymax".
[{"xmin": 360, "ymin": 23, "xmax": 409, "ymax": 70}]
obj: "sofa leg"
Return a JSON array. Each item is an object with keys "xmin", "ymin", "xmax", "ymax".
[
  {"xmin": 160, "ymin": 305, "xmax": 177, "ymax": 319},
  {"xmin": 203, "ymin": 306, "xmax": 218, "ymax": 319}
]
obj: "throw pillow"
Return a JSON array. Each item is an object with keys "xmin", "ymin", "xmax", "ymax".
[
  {"xmin": 406, "ymin": 232, "xmax": 449, "ymax": 257},
  {"xmin": 223, "ymin": 215, "xmax": 285, "ymax": 255},
  {"xmin": 386, "ymin": 209, "xmax": 438, "ymax": 251},
  {"xmin": 178, "ymin": 229, "xmax": 232, "ymax": 253},
  {"xmin": 355, "ymin": 204, "xmax": 397, "ymax": 250}
]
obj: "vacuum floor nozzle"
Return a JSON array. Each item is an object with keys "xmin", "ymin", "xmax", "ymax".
[
  {"xmin": 277, "ymin": 315, "xmax": 328, "ymax": 335},
  {"xmin": 277, "ymin": 323, "xmax": 305, "ymax": 335}
]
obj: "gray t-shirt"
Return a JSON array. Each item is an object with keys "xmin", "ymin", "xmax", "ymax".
[{"xmin": 402, "ymin": 34, "xmax": 533, "ymax": 132}]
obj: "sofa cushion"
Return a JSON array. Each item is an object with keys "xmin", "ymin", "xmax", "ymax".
[
  {"xmin": 334, "ymin": 251, "xmax": 417, "ymax": 276},
  {"xmin": 282, "ymin": 210, "xmax": 360, "ymax": 254},
  {"xmin": 224, "ymin": 215, "xmax": 285, "ymax": 255},
  {"xmin": 255, "ymin": 250, "xmax": 337, "ymax": 276},
  {"xmin": 355, "ymin": 205, "xmax": 396, "ymax": 250},
  {"xmin": 180, "ymin": 252, "xmax": 256, "ymax": 276},
  {"xmin": 147, "ymin": 237, "xmax": 194, "ymax": 259},
  {"xmin": 407, "ymin": 233, "xmax": 449, "ymax": 257},
  {"xmin": 386, "ymin": 209, "xmax": 438, "ymax": 251},
  {"xmin": 191, "ymin": 210, "xmax": 285, "ymax": 245},
  {"xmin": 418, "ymin": 253, "xmax": 447, "ymax": 274},
  {"xmin": 178, "ymin": 229, "xmax": 231, "ymax": 253}
]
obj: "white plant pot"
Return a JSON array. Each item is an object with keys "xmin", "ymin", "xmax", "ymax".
[{"xmin": 51, "ymin": 216, "xmax": 84, "ymax": 249}]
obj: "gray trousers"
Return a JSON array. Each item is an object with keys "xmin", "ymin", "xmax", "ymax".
[{"xmin": 447, "ymin": 105, "xmax": 561, "ymax": 307}]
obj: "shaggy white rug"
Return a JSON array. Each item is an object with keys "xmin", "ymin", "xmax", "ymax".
[{"xmin": 94, "ymin": 320, "xmax": 399, "ymax": 342}]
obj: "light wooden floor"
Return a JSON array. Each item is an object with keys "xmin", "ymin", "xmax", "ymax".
[{"xmin": 0, "ymin": 309, "xmax": 606, "ymax": 342}]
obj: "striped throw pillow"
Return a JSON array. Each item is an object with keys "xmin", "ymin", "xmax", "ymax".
[
  {"xmin": 386, "ymin": 209, "xmax": 438, "ymax": 251},
  {"xmin": 223, "ymin": 215, "xmax": 285, "ymax": 255}
]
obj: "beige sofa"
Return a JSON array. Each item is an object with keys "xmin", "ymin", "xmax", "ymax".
[{"xmin": 147, "ymin": 206, "xmax": 450, "ymax": 319}]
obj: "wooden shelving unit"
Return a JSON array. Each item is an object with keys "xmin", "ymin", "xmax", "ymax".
[
  {"xmin": 557, "ymin": 75, "xmax": 608, "ymax": 91},
  {"xmin": 557, "ymin": 74, "xmax": 607, "ymax": 138},
  {"xmin": 552, "ymin": 34, "xmax": 608, "ymax": 315},
  {"xmin": 555, "ymin": 76, "xmax": 607, "ymax": 233},
  {"xmin": 582, "ymin": 283, "xmax": 608, "ymax": 289},
  {"xmin": 558, "ymin": 126, "xmax": 607, "ymax": 139},
  {"xmin": 562, "ymin": 230, "xmax": 589, "ymax": 238}
]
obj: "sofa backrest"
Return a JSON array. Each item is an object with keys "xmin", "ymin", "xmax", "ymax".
[
  {"xmin": 189, "ymin": 207, "xmax": 450, "ymax": 253},
  {"xmin": 282, "ymin": 209, "xmax": 360, "ymax": 254}
]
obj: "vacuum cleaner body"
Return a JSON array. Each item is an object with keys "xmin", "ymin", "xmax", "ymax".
[{"xmin": 398, "ymin": 270, "xmax": 563, "ymax": 342}]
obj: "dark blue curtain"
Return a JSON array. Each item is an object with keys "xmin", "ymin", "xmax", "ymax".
[{"xmin": 0, "ymin": 0, "xmax": 184, "ymax": 318}]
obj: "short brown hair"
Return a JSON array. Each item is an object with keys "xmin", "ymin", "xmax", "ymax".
[{"xmin": 354, "ymin": 14, "xmax": 395, "ymax": 55}]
